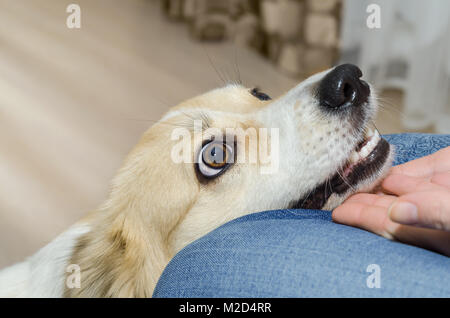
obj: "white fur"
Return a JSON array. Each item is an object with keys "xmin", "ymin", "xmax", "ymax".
[{"xmin": 0, "ymin": 224, "xmax": 90, "ymax": 297}]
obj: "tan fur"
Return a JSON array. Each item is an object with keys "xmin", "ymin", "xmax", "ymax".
[
  {"xmin": 65, "ymin": 86, "xmax": 268, "ymax": 297},
  {"xmin": 61, "ymin": 77, "xmax": 391, "ymax": 297}
]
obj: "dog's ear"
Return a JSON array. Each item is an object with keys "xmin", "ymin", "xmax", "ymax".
[
  {"xmin": 64, "ymin": 208, "xmax": 169, "ymax": 297},
  {"xmin": 64, "ymin": 128, "xmax": 198, "ymax": 297}
]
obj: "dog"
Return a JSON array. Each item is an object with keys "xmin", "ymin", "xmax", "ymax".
[{"xmin": 0, "ymin": 64, "xmax": 393, "ymax": 297}]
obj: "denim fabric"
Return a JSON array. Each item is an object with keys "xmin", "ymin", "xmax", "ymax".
[{"xmin": 154, "ymin": 134, "xmax": 450, "ymax": 297}]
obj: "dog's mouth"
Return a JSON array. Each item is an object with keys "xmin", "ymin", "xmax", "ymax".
[{"xmin": 291, "ymin": 127, "xmax": 390, "ymax": 210}]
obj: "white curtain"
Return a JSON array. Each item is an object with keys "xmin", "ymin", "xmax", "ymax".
[{"xmin": 340, "ymin": 0, "xmax": 450, "ymax": 133}]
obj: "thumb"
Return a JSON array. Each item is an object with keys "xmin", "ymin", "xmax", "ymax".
[{"xmin": 388, "ymin": 190, "xmax": 450, "ymax": 231}]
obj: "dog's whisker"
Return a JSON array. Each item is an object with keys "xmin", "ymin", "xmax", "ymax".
[
  {"xmin": 120, "ymin": 116, "xmax": 201, "ymax": 130},
  {"xmin": 178, "ymin": 109, "xmax": 213, "ymax": 131},
  {"xmin": 325, "ymin": 149, "xmax": 357, "ymax": 194},
  {"xmin": 374, "ymin": 96, "xmax": 408, "ymax": 119},
  {"xmin": 327, "ymin": 176, "xmax": 333, "ymax": 196},
  {"xmin": 229, "ymin": 32, "xmax": 243, "ymax": 86},
  {"xmin": 297, "ymin": 187, "xmax": 314, "ymax": 209},
  {"xmin": 336, "ymin": 167, "xmax": 357, "ymax": 194},
  {"xmin": 233, "ymin": 44, "xmax": 242, "ymax": 85},
  {"xmin": 371, "ymin": 121, "xmax": 383, "ymax": 137},
  {"xmin": 203, "ymin": 46, "xmax": 226, "ymax": 85},
  {"xmin": 222, "ymin": 64, "xmax": 239, "ymax": 86}
]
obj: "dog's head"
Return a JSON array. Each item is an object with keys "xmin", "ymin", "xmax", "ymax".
[
  {"xmin": 68, "ymin": 64, "xmax": 393, "ymax": 296},
  {"xmin": 107, "ymin": 64, "xmax": 393, "ymax": 254}
]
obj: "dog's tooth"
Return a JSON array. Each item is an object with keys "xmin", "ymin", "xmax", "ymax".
[
  {"xmin": 372, "ymin": 130, "xmax": 380, "ymax": 143},
  {"xmin": 367, "ymin": 139, "xmax": 375, "ymax": 153},
  {"xmin": 360, "ymin": 145, "xmax": 370, "ymax": 158},
  {"xmin": 352, "ymin": 128, "xmax": 382, "ymax": 162},
  {"xmin": 351, "ymin": 151, "xmax": 360, "ymax": 164}
]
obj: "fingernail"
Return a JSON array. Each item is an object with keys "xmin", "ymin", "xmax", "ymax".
[{"xmin": 389, "ymin": 201, "xmax": 418, "ymax": 224}]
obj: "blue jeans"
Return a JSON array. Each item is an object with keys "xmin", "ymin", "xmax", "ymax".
[{"xmin": 154, "ymin": 134, "xmax": 450, "ymax": 297}]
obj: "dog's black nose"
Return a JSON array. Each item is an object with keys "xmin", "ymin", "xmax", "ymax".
[{"xmin": 317, "ymin": 64, "xmax": 370, "ymax": 109}]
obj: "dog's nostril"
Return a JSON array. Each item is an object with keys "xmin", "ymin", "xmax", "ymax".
[
  {"xmin": 343, "ymin": 82, "xmax": 354, "ymax": 101},
  {"xmin": 318, "ymin": 64, "xmax": 370, "ymax": 109}
]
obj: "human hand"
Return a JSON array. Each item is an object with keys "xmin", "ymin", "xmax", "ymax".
[{"xmin": 332, "ymin": 146, "xmax": 450, "ymax": 256}]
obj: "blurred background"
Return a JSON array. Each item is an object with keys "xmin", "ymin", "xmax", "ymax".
[{"xmin": 0, "ymin": 0, "xmax": 449, "ymax": 268}]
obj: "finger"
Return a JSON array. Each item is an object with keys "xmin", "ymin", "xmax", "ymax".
[
  {"xmin": 334, "ymin": 196, "xmax": 450, "ymax": 256},
  {"xmin": 390, "ymin": 226, "xmax": 450, "ymax": 256},
  {"xmin": 388, "ymin": 190, "xmax": 450, "ymax": 231},
  {"xmin": 333, "ymin": 201, "xmax": 398, "ymax": 239},
  {"xmin": 334, "ymin": 200, "xmax": 450, "ymax": 256},
  {"xmin": 431, "ymin": 171, "xmax": 450, "ymax": 189},
  {"xmin": 389, "ymin": 146, "xmax": 450, "ymax": 178},
  {"xmin": 343, "ymin": 193, "xmax": 380, "ymax": 205},
  {"xmin": 343, "ymin": 193, "xmax": 396, "ymax": 207},
  {"xmin": 382, "ymin": 174, "xmax": 445, "ymax": 196}
]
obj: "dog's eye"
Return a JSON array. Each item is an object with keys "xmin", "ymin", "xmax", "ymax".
[
  {"xmin": 197, "ymin": 141, "xmax": 233, "ymax": 178},
  {"xmin": 250, "ymin": 88, "xmax": 271, "ymax": 101}
]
